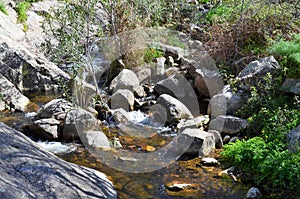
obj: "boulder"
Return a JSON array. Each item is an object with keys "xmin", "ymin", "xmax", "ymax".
[
  {"xmin": 154, "ymin": 73, "xmax": 200, "ymax": 115},
  {"xmin": 0, "ymin": 73, "xmax": 30, "ymax": 112},
  {"xmin": 36, "ymin": 98, "xmax": 73, "ymax": 120},
  {"xmin": 209, "ymin": 115, "xmax": 249, "ymax": 135},
  {"xmin": 22, "ymin": 118, "xmax": 61, "ymax": 140},
  {"xmin": 63, "ymin": 108, "xmax": 97, "ymax": 141},
  {"xmin": 181, "ymin": 128, "xmax": 215, "ymax": 157},
  {"xmin": 109, "ymin": 69, "xmax": 140, "ymax": 93},
  {"xmin": 0, "ymin": 42, "xmax": 70, "ymax": 92},
  {"xmin": 109, "ymin": 89, "xmax": 135, "ymax": 111},
  {"xmin": 287, "ymin": 125, "xmax": 300, "ymax": 152},
  {"xmin": 236, "ymin": 56, "xmax": 280, "ymax": 90},
  {"xmin": 208, "ymin": 85, "xmax": 249, "ymax": 117},
  {"xmin": 282, "ymin": 78, "xmax": 300, "ymax": 95},
  {"xmin": 155, "ymin": 94, "xmax": 193, "ymax": 124},
  {"xmin": 0, "ymin": 122, "xmax": 117, "ymax": 199},
  {"xmin": 194, "ymin": 68, "xmax": 223, "ymax": 97},
  {"xmin": 201, "ymin": 157, "xmax": 218, "ymax": 166}
]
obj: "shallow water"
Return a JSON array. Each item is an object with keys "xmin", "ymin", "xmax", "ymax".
[{"xmin": 0, "ymin": 92, "xmax": 250, "ymax": 198}]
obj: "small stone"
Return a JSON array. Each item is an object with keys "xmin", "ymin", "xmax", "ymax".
[
  {"xmin": 246, "ymin": 187, "xmax": 262, "ymax": 199},
  {"xmin": 201, "ymin": 158, "xmax": 218, "ymax": 166}
]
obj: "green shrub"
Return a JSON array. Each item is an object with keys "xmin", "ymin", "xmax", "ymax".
[
  {"xmin": 0, "ymin": 0, "xmax": 8, "ymax": 15},
  {"xmin": 221, "ymin": 99, "xmax": 300, "ymax": 196},
  {"xmin": 268, "ymin": 34, "xmax": 300, "ymax": 78},
  {"xmin": 144, "ymin": 48, "xmax": 164, "ymax": 63}
]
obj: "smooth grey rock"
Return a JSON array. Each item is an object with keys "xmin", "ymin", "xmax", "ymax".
[
  {"xmin": 287, "ymin": 125, "xmax": 300, "ymax": 152},
  {"xmin": 246, "ymin": 187, "xmax": 262, "ymax": 199},
  {"xmin": 236, "ymin": 56, "xmax": 280, "ymax": 90},
  {"xmin": 22, "ymin": 118, "xmax": 61, "ymax": 140},
  {"xmin": 282, "ymin": 78, "xmax": 300, "ymax": 95},
  {"xmin": 209, "ymin": 115, "xmax": 249, "ymax": 135},
  {"xmin": 208, "ymin": 129, "xmax": 223, "ymax": 149},
  {"xmin": 82, "ymin": 130, "xmax": 112, "ymax": 150},
  {"xmin": 208, "ymin": 85, "xmax": 249, "ymax": 117},
  {"xmin": 223, "ymin": 135, "xmax": 231, "ymax": 144},
  {"xmin": 109, "ymin": 89, "xmax": 134, "ymax": 111},
  {"xmin": 109, "ymin": 69, "xmax": 140, "ymax": 93},
  {"xmin": 0, "ymin": 122, "xmax": 117, "ymax": 199},
  {"xmin": 155, "ymin": 94, "xmax": 193, "ymax": 124},
  {"xmin": 63, "ymin": 108, "xmax": 97, "ymax": 141},
  {"xmin": 182, "ymin": 128, "xmax": 215, "ymax": 156},
  {"xmin": 36, "ymin": 98, "xmax": 73, "ymax": 120},
  {"xmin": 194, "ymin": 68, "xmax": 223, "ymax": 97},
  {"xmin": 0, "ymin": 73, "xmax": 30, "ymax": 112}
]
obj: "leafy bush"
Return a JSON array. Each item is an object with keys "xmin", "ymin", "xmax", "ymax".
[
  {"xmin": 144, "ymin": 48, "xmax": 164, "ymax": 63},
  {"xmin": 222, "ymin": 96, "xmax": 300, "ymax": 197},
  {"xmin": 269, "ymin": 34, "xmax": 300, "ymax": 78},
  {"xmin": 0, "ymin": 0, "xmax": 8, "ymax": 15}
]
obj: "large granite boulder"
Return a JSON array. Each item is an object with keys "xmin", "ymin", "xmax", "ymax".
[
  {"xmin": 0, "ymin": 122, "xmax": 117, "ymax": 199},
  {"xmin": 109, "ymin": 89, "xmax": 135, "ymax": 111}
]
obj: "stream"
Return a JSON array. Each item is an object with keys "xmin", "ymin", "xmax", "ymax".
[{"xmin": 0, "ymin": 92, "xmax": 250, "ymax": 199}]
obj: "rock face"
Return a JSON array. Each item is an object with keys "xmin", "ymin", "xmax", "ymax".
[
  {"xmin": 0, "ymin": 73, "xmax": 30, "ymax": 111},
  {"xmin": 109, "ymin": 69, "xmax": 140, "ymax": 93},
  {"xmin": 154, "ymin": 94, "xmax": 193, "ymax": 124},
  {"xmin": 209, "ymin": 115, "xmax": 249, "ymax": 135},
  {"xmin": 287, "ymin": 125, "xmax": 300, "ymax": 152},
  {"xmin": 236, "ymin": 56, "xmax": 280, "ymax": 90},
  {"xmin": 0, "ymin": 122, "xmax": 117, "ymax": 199},
  {"xmin": 0, "ymin": 42, "xmax": 70, "ymax": 92},
  {"xmin": 282, "ymin": 78, "xmax": 300, "ymax": 95}
]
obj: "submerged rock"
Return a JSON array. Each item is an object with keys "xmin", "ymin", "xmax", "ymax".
[{"xmin": 0, "ymin": 122, "xmax": 117, "ymax": 199}]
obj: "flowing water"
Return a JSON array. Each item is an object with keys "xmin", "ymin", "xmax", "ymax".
[{"xmin": 0, "ymin": 92, "xmax": 250, "ymax": 198}]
